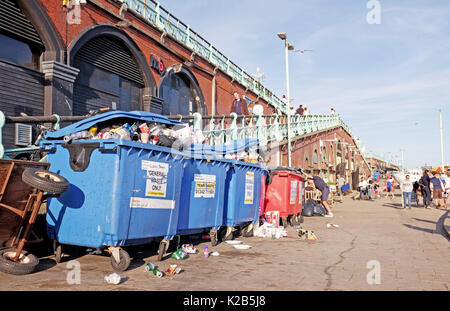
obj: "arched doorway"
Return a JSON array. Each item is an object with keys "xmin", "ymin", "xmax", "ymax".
[
  {"xmin": 68, "ymin": 25, "xmax": 155, "ymax": 115},
  {"xmin": 158, "ymin": 65, "xmax": 206, "ymax": 116}
]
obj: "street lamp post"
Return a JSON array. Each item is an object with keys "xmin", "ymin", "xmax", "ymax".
[
  {"xmin": 278, "ymin": 32, "xmax": 294, "ymax": 167},
  {"xmin": 439, "ymin": 109, "xmax": 445, "ymax": 173}
]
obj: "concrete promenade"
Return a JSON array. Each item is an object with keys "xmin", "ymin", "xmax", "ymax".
[{"xmin": 1, "ymin": 194, "xmax": 449, "ymax": 291}]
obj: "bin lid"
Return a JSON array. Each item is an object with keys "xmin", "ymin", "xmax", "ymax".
[{"xmin": 44, "ymin": 110, "xmax": 181, "ymax": 139}]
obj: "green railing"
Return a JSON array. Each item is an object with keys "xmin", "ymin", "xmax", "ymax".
[
  {"xmin": 0, "ymin": 110, "xmax": 371, "ymax": 172},
  {"xmin": 118, "ymin": 0, "xmax": 286, "ymax": 112}
]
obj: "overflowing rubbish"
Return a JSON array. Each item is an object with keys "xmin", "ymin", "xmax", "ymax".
[
  {"xmin": 302, "ymin": 199, "xmax": 327, "ymax": 217},
  {"xmin": 104, "ymin": 272, "xmax": 122, "ymax": 284},
  {"xmin": 297, "ymin": 229, "xmax": 318, "ymax": 241},
  {"xmin": 145, "ymin": 262, "xmax": 164, "ymax": 278},
  {"xmin": 265, "ymin": 211, "xmax": 280, "ymax": 228},
  {"xmin": 171, "ymin": 248, "xmax": 188, "ymax": 260},
  {"xmin": 254, "ymin": 222, "xmax": 287, "ymax": 239},
  {"xmin": 326, "ymin": 223, "xmax": 340, "ymax": 228},
  {"xmin": 181, "ymin": 244, "xmax": 198, "ymax": 254},
  {"xmin": 61, "ymin": 119, "xmax": 206, "ymax": 148},
  {"xmin": 165, "ymin": 264, "xmax": 182, "ymax": 275}
]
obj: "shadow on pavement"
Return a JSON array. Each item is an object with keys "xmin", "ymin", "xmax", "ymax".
[
  {"xmin": 403, "ymin": 211, "xmax": 450, "ymax": 241},
  {"xmin": 382, "ymin": 203, "xmax": 405, "ymax": 209}
]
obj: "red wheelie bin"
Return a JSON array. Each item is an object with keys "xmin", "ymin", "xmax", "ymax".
[{"xmin": 264, "ymin": 167, "xmax": 304, "ymax": 227}]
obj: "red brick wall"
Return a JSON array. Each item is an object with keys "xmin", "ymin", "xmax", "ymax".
[{"xmin": 37, "ymin": 0, "xmax": 272, "ymax": 115}]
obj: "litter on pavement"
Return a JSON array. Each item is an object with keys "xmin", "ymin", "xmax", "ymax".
[{"xmin": 254, "ymin": 221, "xmax": 287, "ymax": 239}]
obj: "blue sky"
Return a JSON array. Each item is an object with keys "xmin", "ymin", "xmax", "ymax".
[{"xmin": 159, "ymin": 0, "xmax": 450, "ymax": 169}]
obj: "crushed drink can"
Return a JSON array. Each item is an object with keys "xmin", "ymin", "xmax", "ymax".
[
  {"xmin": 165, "ymin": 264, "xmax": 182, "ymax": 275},
  {"xmin": 171, "ymin": 248, "xmax": 188, "ymax": 260},
  {"xmin": 145, "ymin": 262, "xmax": 164, "ymax": 278}
]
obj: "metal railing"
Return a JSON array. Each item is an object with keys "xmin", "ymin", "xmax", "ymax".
[
  {"xmin": 0, "ymin": 110, "xmax": 371, "ymax": 172},
  {"xmin": 118, "ymin": 0, "xmax": 286, "ymax": 112}
]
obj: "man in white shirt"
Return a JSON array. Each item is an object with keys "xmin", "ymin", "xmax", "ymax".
[
  {"xmin": 337, "ymin": 174, "xmax": 345, "ymax": 202},
  {"xmin": 400, "ymin": 174, "xmax": 414, "ymax": 209},
  {"xmin": 252, "ymin": 102, "xmax": 264, "ymax": 115}
]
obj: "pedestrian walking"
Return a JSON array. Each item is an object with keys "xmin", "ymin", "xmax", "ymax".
[
  {"xmin": 419, "ymin": 170, "xmax": 432, "ymax": 208},
  {"xmin": 230, "ymin": 92, "xmax": 249, "ymax": 115},
  {"xmin": 430, "ymin": 172, "xmax": 445, "ymax": 208},
  {"xmin": 296, "ymin": 105, "xmax": 304, "ymax": 115},
  {"xmin": 252, "ymin": 102, "xmax": 264, "ymax": 115},
  {"xmin": 358, "ymin": 177, "xmax": 368, "ymax": 200},
  {"xmin": 304, "ymin": 173, "xmax": 333, "ymax": 217},
  {"xmin": 399, "ymin": 174, "xmax": 414, "ymax": 209},
  {"xmin": 337, "ymin": 174, "xmax": 345, "ymax": 202},
  {"xmin": 303, "ymin": 107, "xmax": 310, "ymax": 116},
  {"xmin": 385, "ymin": 176, "xmax": 395, "ymax": 199}
]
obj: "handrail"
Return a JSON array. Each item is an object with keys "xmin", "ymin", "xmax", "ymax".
[{"xmin": 0, "ymin": 110, "xmax": 372, "ymax": 172}]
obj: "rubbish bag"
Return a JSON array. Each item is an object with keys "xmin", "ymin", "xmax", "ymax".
[
  {"xmin": 302, "ymin": 199, "xmax": 315, "ymax": 217},
  {"xmin": 302, "ymin": 199, "xmax": 327, "ymax": 217},
  {"xmin": 313, "ymin": 203, "xmax": 327, "ymax": 216}
]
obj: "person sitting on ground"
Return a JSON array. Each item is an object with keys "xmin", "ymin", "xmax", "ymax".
[
  {"xmin": 304, "ymin": 173, "xmax": 333, "ymax": 217},
  {"xmin": 358, "ymin": 177, "xmax": 368, "ymax": 200}
]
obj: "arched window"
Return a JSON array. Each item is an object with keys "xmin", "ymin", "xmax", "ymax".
[
  {"xmin": 313, "ymin": 150, "xmax": 318, "ymax": 164},
  {"xmin": 322, "ymin": 146, "xmax": 327, "ymax": 163},
  {"xmin": 158, "ymin": 65, "xmax": 206, "ymax": 116}
]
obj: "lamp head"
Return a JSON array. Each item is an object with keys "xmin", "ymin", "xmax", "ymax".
[{"xmin": 277, "ymin": 32, "xmax": 287, "ymax": 40}]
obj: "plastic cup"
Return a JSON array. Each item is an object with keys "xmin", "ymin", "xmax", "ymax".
[{"xmin": 141, "ymin": 133, "xmax": 149, "ymax": 143}]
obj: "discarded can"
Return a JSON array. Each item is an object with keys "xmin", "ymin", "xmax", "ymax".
[
  {"xmin": 144, "ymin": 262, "xmax": 164, "ymax": 278},
  {"xmin": 171, "ymin": 248, "xmax": 188, "ymax": 260},
  {"xmin": 165, "ymin": 264, "xmax": 182, "ymax": 275}
]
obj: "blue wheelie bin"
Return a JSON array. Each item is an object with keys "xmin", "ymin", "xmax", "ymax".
[
  {"xmin": 41, "ymin": 111, "xmax": 187, "ymax": 270},
  {"xmin": 223, "ymin": 160, "xmax": 266, "ymax": 240},
  {"xmin": 176, "ymin": 151, "xmax": 232, "ymax": 246}
]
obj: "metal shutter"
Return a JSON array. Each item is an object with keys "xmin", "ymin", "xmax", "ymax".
[
  {"xmin": 75, "ymin": 36, "xmax": 144, "ymax": 85},
  {"xmin": 0, "ymin": 0, "xmax": 44, "ymax": 48},
  {"xmin": 0, "ymin": 60, "xmax": 44, "ymax": 148}
]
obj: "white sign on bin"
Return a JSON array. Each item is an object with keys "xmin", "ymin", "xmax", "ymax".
[
  {"xmin": 142, "ymin": 160, "xmax": 169, "ymax": 198},
  {"xmin": 290, "ymin": 180, "xmax": 298, "ymax": 204},
  {"xmin": 194, "ymin": 174, "xmax": 216, "ymax": 198},
  {"xmin": 245, "ymin": 172, "xmax": 254, "ymax": 204}
]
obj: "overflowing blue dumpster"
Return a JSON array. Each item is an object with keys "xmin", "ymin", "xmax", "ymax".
[
  {"xmin": 42, "ymin": 111, "xmax": 187, "ymax": 269},
  {"xmin": 177, "ymin": 153, "xmax": 232, "ymax": 245},
  {"xmin": 188, "ymin": 139, "xmax": 267, "ymax": 240},
  {"xmin": 223, "ymin": 161, "xmax": 266, "ymax": 239}
]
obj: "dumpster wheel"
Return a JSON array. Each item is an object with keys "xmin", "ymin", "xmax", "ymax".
[
  {"xmin": 210, "ymin": 230, "xmax": 218, "ymax": 247},
  {"xmin": 0, "ymin": 247, "xmax": 39, "ymax": 275},
  {"xmin": 241, "ymin": 223, "xmax": 254, "ymax": 237},
  {"xmin": 53, "ymin": 240, "xmax": 64, "ymax": 263},
  {"xmin": 110, "ymin": 248, "xmax": 130, "ymax": 272},
  {"xmin": 157, "ymin": 240, "xmax": 169, "ymax": 261},
  {"xmin": 22, "ymin": 168, "xmax": 69, "ymax": 194}
]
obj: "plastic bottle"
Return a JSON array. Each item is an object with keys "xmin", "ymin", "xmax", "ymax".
[{"xmin": 204, "ymin": 244, "xmax": 209, "ymax": 258}]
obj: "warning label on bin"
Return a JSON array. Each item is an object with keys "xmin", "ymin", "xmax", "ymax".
[
  {"xmin": 244, "ymin": 172, "xmax": 254, "ymax": 204},
  {"xmin": 142, "ymin": 160, "xmax": 169, "ymax": 197},
  {"xmin": 194, "ymin": 174, "xmax": 216, "ymax": 198},
  {"xmin": 290, "ymin": 180, "xmax": 298, "ymax": 204}
]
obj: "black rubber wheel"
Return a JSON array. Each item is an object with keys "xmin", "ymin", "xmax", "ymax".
[
  {"xmin": 22, "ymin": 168, "xmax": 69, "ymax": 194},
  {"xmin": 53, "ymin": 240, "xmax": 63, "ymax": 263},
  {"xmin": 210, "ymin": 230, "xmax": 219, "ymax": 247},
  {"xmin": 0, "ymin": 247, "xmax": 39, "ymax": 275},
  {"xmin": 157, "ymin": 241, "xmax": 168, "ymax": 261},
  {"xmin": 110, "ymin": 249, "xmax": 130, "ymax": 272},
  {"xmin": 241, "ymin": 225, "xmax": 254, "ymax": 237},
  {"xmin": 219, "ymin": 227, "xmax": 234, "ymax": 241}
]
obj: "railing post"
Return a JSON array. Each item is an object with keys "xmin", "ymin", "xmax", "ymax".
[
  {"xmin": 193, "ymin": 112, "xmax": 202, "ymax": 130},
  {"xmin": 51, "ymin": 114, "xmax": 61, "ymax": 130},
  {"xmin": 230, "ymin": 112, "xmax": 238, "ymax": 141},
  {"xmin": 0, "ymin": 111, "xmax": 5, "ymax": 159}
]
